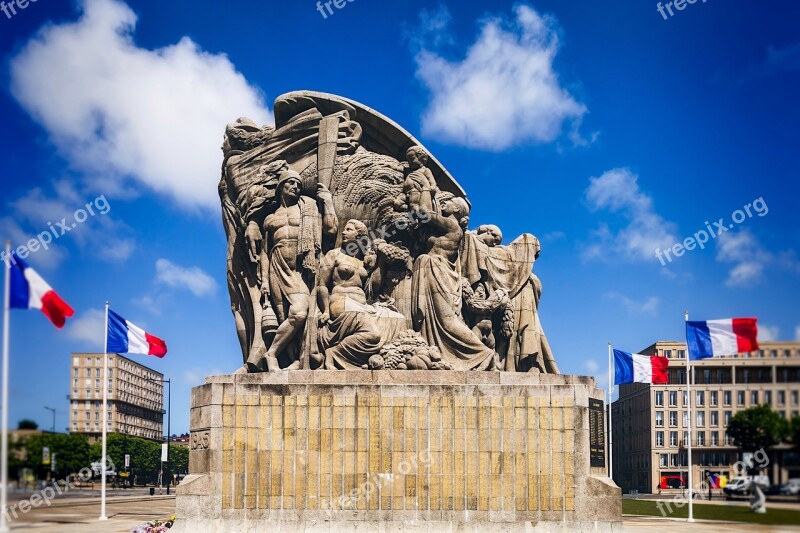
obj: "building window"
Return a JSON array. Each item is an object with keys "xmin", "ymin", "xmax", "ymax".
[
  {"xmin": 703, "ymin": 370, "xmax": 712, "ymax": 384},
  {"xmin": 723, "ymin": 391, "xmax": 731, "ymax": 406},
  {"xmin": 669, "ymin": 411, "xmax": 678, "ymax": 427},
  {"xmin": 710, "ymin": 411, "xmax": 719, "ymax": 427},
  {"xmin": 677, "ymin": 349, "xmax": 685, "ymax": 359},
  {"xmin": 683, "ymin": 411, "xmax": 689, "ymax": 428},
  {"xmin": 669, "ymin": 391, "xmax": 678, "ymax": 407},
  {"xmin": 725, "ymin": 432, "xmax": 732, "ymax": 445},
  {"xmin": 656, "ymin": 412, "xmax": 664, "ymax": 427},
  {"xmin": 711, "ymin": 431, "xmax": 719, "ymax": 446},
  {"xmin": 655, "ymin": 391, "xmax": 664, "ymax": 406},
  {"xmin": 670, "ymin": 453, "xmax": 679, "ymax": 466},
  {"xmin": 751, "ymin": 391, "xmax": 759, "ymax": 405},
  {"xmin": 724, "ymin": 411, "xmax": 732, "ymax": 426},
  {"xmin": 683, "ymin": 391, "xmax": 689, "ymax": 406},
  {"xmin": 669, "ymin": 431, "xmax": 678, "ymax": 446},
  {"xmin": 683, "ymin": 432, "xmax": 690, "ymax": 446},
  {"xmin": 792, "ymin": 391, "xmax": 799, "ymax": 405},
  {"xmin": 737, "ymin": 391, "xmax": 745, "ymax": 406},
  {"xmin": 710, "ymin": 391, "xmax": 718, "ymax": 406},
  {"xmin": 784, "ymin": 349, "xmax": 792, "ymax": 358},
  {"xmin": 696, "ymin": 391, "xmax": 705, "ymax": 406},
  {"xmin": 696, "ymin": 412, "xmax": 705, "ymax": 428},
  {"xmin": 660, "ymin": 454, "xmax": 668, "ymax": 467},
  {"xmin": 664, "ymin": 350, "xmax": 672, "ymax": 358},
  {"xmin": 656, "ymin": 432, "xmax": 664, "ymax": 447},
  {"xmin": 697, "ymin": 432, "xmax": 705, "ymax": 446},
  {"xmin": 764, "ymin": 391, "xmax": 772, "ymax": 405},
  {"xmin": 778, "ymin": 391, "xmax": 786, "ymax": 406},
  {"xmin": 771, "ymin": 349, "xmax": 778, "ymax": 358}
]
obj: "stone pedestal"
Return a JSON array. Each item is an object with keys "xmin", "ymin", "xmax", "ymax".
[{"xmin": 174, "ymin": 371, "xmax": 621, "ymax": 532}]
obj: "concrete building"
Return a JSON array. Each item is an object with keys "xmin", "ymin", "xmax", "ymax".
[
  {"xmin": 68, "ymin": 353, "xmax": 164, "ymax": 442},
  {"xmin": 611, "ymin": 340, "xmax": 800, "ymax": 494}
]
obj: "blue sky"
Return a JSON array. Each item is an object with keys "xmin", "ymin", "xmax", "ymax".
[{"xmin": 1, "ymin": 0, "xmax": 798, "ymax": 434}]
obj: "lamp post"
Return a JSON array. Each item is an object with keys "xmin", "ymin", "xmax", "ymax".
[
  {"xmin": 43, "ymin": 406, "xmax": 55, "ymax": 480},
  {"xmin": 145, "ymin": 378, "xmax": 170, "ymax": 495}
]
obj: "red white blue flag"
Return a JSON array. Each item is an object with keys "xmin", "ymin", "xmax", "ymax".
[
  {"xmin": 686, "ymin": 318, "xmax": 758, "ymax": 360},
  {"xmin": 8, "ymin": 252, "xmax": 74, "ymax": 328},
  {"xmin": 107, "ymin": 308, "xmax": 167, "ymax": 357},
  {"xmin": 613, "ymin": 349, "xmax": 669, "ymax": 385}
]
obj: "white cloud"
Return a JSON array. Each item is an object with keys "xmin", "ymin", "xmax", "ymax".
[
  {"xmin": 415, "ymin": 4, "xmax": 588, "ymax": 151},
  {"xmin": 155, "ymin": 259, "xmax": 216, "ymax": 297},
  {"xmin": 9, "ymin": 0, "xmax": 272, "ymax": 211},
  {"xmin": 759, "ymin": 325, "xmax": 780, "ymax": 342},
  {"xmin": 1, "ymin": 181, "xmax": 135, "ymax": 267},
  {"xmin": 796, "ymin": 325, "xmax": 800, "ymax": 341},
  {"xmin": 715, "ymin": 230, "xmax": 772, "ymax": 287},
  {"xmin": 67, "ymin": 309, "xmax": 106, "ymax": 345},
  {"xmin": 583, "ymin": 168, "xmax": 678, "ymax": 262},
  {"xmin": 604, "ymin": 291, "xmax": 660, "ymax": 316},
  {"xmin": 584, "ymin": 360, "xmax": 600, "ymax": 373}
]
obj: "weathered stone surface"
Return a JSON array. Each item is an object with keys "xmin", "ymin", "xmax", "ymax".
[
  {"xmin": 220, "ymin": 91, "xmax": 559, "ymax": 375},
  {"xmin": 174, "ymin": 371, "xmax": 621, "ymax": 532}
]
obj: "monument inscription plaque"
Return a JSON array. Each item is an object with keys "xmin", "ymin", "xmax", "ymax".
[{"xmin": 589, "ymin": 398, "xmax": 606, "ymax": 468}]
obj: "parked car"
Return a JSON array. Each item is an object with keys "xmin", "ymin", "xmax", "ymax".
[
  {"xmin": 780, "ymin": 478, "xmax": 800, "ymax": 496},
  {"xmin": 723, "ymin": 476, "xmax": 770, "ymax": 498}
]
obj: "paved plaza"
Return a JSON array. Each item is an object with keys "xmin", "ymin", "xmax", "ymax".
[{"xmin": 4, "ymin": 494, "xmax": 799, "ymax": 533}]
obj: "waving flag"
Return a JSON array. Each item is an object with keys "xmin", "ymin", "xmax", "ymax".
[
  {"xmin": 686, "ymin": 318, "xmax": 758, "ymax": 360},
  {"xmin": 107, "ymin": 308, "xmax": 167, "ymax": 357},
  {"xmin": 613, "ymin": 349, "xmax": 669, "ymax": 385},
  {"xmin": 8, "ymin": 252, "xmax": 74, "ymax": 328}
]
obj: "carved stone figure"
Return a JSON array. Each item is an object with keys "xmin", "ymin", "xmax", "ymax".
[
  {"xmin": 316, "ymin": 219, "xmax": 383, "ymax": 369},
  {"xmin": 220, "ymin": 91, "xmax": 560, "ymax": 374},
  {"xmin": 410, "ymin": 193, "xmax": 496, "ymax": 371},
  {"xmin": 249, "ymin": 171, "xmax": 338, "ymax": 372}
]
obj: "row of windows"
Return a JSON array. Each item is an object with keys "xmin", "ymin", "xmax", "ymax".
[
  {"xmin": 654, "ymin": 389, "xmax": 799, "ymax": 408},
  {"xmin": 655, "ymin": 430, "xmax": 730, "ymax": 447},
  {"xmin": 661, "ymin": 348, "xmax": 799, "ymax": 359}
]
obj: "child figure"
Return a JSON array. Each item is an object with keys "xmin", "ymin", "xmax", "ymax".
[{"xmin": 400, "ymin": 146, "xmax": 439, "ymax": 211}]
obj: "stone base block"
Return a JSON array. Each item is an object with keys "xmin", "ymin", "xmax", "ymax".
[{"xmin": 174, "ymin": 371, "xmax": 621, "ymax": 531}]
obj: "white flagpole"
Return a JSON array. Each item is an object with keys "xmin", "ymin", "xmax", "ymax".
[
  {"xmin": 685, "ymin": 310, "xmax": 694, "ymax": 522},
  {"xmin": 100, "ymin": 301, "xmax": 109, "ymax": 521},
  {"xmin": 608, "ymin": 342, "xmax": 614, "ymax": 480},
  {"xmin": 1, "ymin": 241, "xmax": 11, "ymax": 532}
]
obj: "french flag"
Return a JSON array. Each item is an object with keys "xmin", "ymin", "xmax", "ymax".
[
  {"xmin": 686, "ymin": 318, "xmax": 758, "ymax": 360},
  {"xmin": 613, "ymin": 349, "xmax": 669, "ymax": 385},
  {"xmin": 8, "ymin": 252, "xmax": 74, "ymax": 328},
  {"xmin": 107, "ymin": 308, "xmax": 167, "ymax": 357}
]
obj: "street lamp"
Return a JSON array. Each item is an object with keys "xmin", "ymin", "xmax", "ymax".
[
  {"xmin": 145, "ymin": 378, "xmax": 170, "ymax": 495},
  {"xmin": 43, "ymin": 406, "xmax": 55, "ymax": 434}
]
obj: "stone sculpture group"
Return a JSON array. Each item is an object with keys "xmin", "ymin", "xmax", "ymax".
[{"xmin": 219, "ymin": 92, "xmax": 559, "ymax": 375}]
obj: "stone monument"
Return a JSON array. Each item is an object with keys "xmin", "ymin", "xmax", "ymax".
[{"xmin": 174, "ymin": 91, "xmax": 621, "ymax": 532}]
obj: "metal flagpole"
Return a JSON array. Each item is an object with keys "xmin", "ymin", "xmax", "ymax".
[
  {"xmin": 100, "ymin": 302, "xmax": 109, "ymax": 520},
  {"xmin": 685, "ymin": 310, "xmax": 694, "ymax": 522},
  {"xmin": 1, "ymin": 241, "xmax": 12, "ymax": 532},
  {"xmin": 608, "ymin": 342, "xmax": 614, "ymax": 480}
]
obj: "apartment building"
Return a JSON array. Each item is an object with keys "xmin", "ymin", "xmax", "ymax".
[
  {"xmin": 68, "ymin": 353, "xmax": 164, "ymax": 442},
  {"xmin": 611, "ymin": 341, "xmax": 800, "ymax": 493}
]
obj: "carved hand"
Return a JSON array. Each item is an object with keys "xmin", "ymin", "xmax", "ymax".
[
  {"xmin": 318, "ymin": 312, "xmax": 330, "ymax": 326},
  {"xmin": 316, "ymin": 183, "xmax": 334, "ymax": 204},
  {"xmin": 245, "ymin": 222, "xmax": 262, "ymax": 263}
]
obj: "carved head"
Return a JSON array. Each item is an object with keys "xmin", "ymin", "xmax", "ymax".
[
  {"xmin": 477, "ymin": 224, "xmax": 503, "ymax": 247},
  {"xmin": 406, "ymin": 146, "xmax": 429, "ymax": 169},
  {"xmin": 276, "ymin": 170, "xmax": 302, "ymax": 203},
  {"xmin": 444, "ymin": 197, "xmax": 470, "ymax": 230},
  {"xmin": 342, "ymin": 219, "xmax": 369, "ymax": 244}
]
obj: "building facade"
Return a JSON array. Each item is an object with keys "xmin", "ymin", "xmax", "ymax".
[
  {"xmin": 68, "ymin": 353, "xmax": 164, "ymax": 442},
  {"xmin": 611, "ymin": 341, "xmax": 800, "ymax": 494}
]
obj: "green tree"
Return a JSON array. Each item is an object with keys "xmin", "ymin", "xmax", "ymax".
[
  {"xmin": 17, "ymin": 419, "xmax": 38, "ymax": 430},
  {"xmin": 14, "ymin": 433, "xmax": 90, "ymax": 478},
  {"xmin": 727, "ymin": 404, "xmax": 790, "ymax": 452},
  {"xmin": 789, "ymin": 415, "xmax": 800, "ymax": 450}
]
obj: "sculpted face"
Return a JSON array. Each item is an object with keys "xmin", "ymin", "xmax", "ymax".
[
  {"xmin": 407, "ymin": 151, "xmax": 423, "ymax": 169},
  {"xmin": 341, "ymin": 222, "xmax": 359, "ymax": 243},
  {"xmin": 280, "ymin": 177, "xmax": 301, "ymax": 201},
  {"xmin": 478, "ymin": 225, "xmax": 502, "ymax": 247}
]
